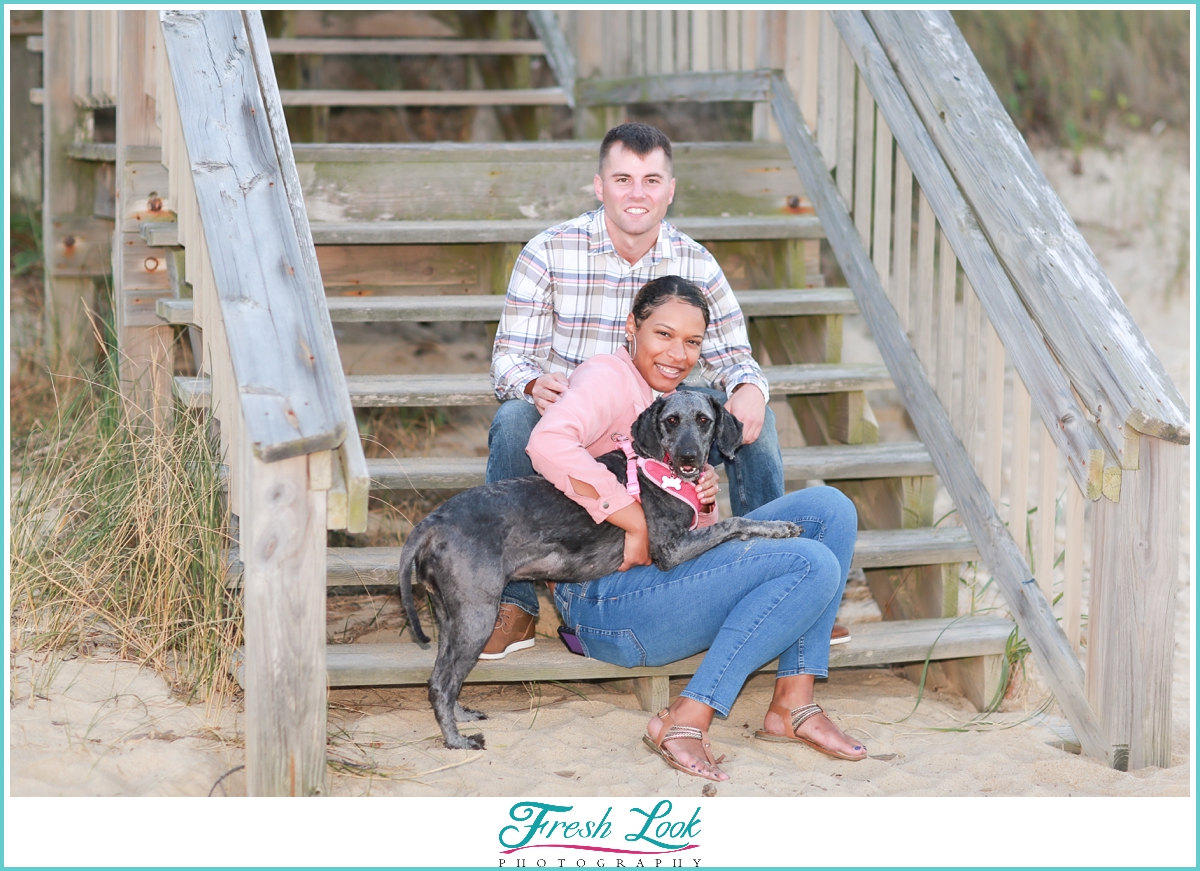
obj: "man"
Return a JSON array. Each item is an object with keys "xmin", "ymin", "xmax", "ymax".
[{"xmin": 481, "ymin": 122, "xmax": 787, "ymax": 658}]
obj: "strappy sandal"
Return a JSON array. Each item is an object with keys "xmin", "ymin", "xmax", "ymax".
[
  {"xmin": 753, "ymin": 702, "xmax": 867, "ymax": 761},
  {"xmin": 642, "ymin": 708, "xmax": 727, "ymax": 781}
]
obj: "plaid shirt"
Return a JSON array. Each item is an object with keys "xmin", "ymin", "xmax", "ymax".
[{"xmin": 492, "ymin": 208, "xmax": 769, "ymax": 403}]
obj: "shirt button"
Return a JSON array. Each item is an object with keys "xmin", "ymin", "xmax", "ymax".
[{"xmin": 602, "ymin": 501, "xmax": 609, "ymax": 509}]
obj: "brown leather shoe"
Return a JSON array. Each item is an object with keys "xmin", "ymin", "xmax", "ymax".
[
  {"xmin": 830, "ymin": 623, "xmax": 851, "ymax": 646},
  {"xmin": 478, "ymin": 603, "xmax": 536, "ymax": 660}
]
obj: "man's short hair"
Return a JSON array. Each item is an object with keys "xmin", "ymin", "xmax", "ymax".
[{"xmin": 598, "ymin": 123, "xmax": 674, "ymax": 174}]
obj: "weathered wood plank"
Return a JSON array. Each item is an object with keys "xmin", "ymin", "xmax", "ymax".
[
  {"xmin": 124, "ymin": 140, "xmax": 818, "ymax": 223},
  {"xmin": 306, "ymin": 216, "xmax": 825, "ymax": 245},
  {"xmin": 242, "ymin": 10, "xmax": 368, "ymax": 530},
  {"xmin": 158, "ymin": 287, "xmax": 861, "ymax": 326},
  {"xmin": 1086, "ymin": 435, "xmax": 1183, "ymax": 769},
  {"xmin": 344, "ymin": 364, "xmax": 891, "ymax": 407},
  {"xmin": 160, "ymin": 10, "xmax": 345, "ymax": 462},
  {"xmin": 318, "ymin": 616, "xmax": 1014, "ymax": 688},
  {"xmin": 768, "ymin": 68, "xmax": 1112, "ymax": 765},
  {"xmin": 867, "ymin": 10, "xmax": 1189, "ymax": 453},
  {"xmin": 115, "ymin": 11, "xmax": 171, "ymax": 425},
  {"xmin": 527, "ymin": 11, "xmax": 575, "ymax": 109},
  {"xmin": 278, "ymin": 87, "xmax": 568, "ymax": 107},
  {"xmin": 1034, "ymin": 422, "xmax": 1058, "ymax": 602},
  {"xmin": 311, "ymin": 527, "xmax": 978, "ymax": 591},
  {"xmin": 239, "ymin": 447, "xmax": 328, "ymax": 796},
  {"xmin": 65, "ymin": 141, "xmax": 117, "ymax": 162},
  {"xmin": 144, "ymin": 216, "xmax": 825, "ymax": 248},
  {"xmin": 266, "ymin": 37, "xmax": 547, "ymax": 55},
  {"xmin": 833, "ymin": 12, "xmax": 1117, "ymax": 500},
  {"xmin": 177, "ymin": 363, "xmax": 893, "ymax": 409},
  {"xmin": 362, "ymin": 442, "xmax": 938, "ymax": 492},
  {"xmin": 578, "ymin": 69, "xmax": 771, "ymax": 106}
]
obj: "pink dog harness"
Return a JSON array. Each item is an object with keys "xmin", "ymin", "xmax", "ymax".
[{"xmin": 613, "ymin": 435, "xmax": 709, "ymax": 530}]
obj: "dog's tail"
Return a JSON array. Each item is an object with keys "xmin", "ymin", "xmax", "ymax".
[{"xmin": 398, "ymin": 533, "xmax": 431, "ymax": 645}]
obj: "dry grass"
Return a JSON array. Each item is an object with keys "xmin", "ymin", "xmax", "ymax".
[
  {"xmin": 9, "ymin": 206, "xmax": 240, "ymax": 707},
  {"xmin": 9, "ymin": 362, "xmax": 241, "ymax": 707}
]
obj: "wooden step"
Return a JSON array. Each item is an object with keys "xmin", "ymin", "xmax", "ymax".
[
  {"xmin": 278, "ymin": 87, "xmax": 569, "ymax": 108},
  {"xmin": 317, "ymin": 615, "xmax": 1013, "ymax": 688},
  {"xmin": 365, "ymin": 441, "xmax": 936, "ymax": 491},
  {"xmin": 266, "ymin": 37, "xmax": 548, "ymax": 55},
  {"xmin": 143, "ymin": 215, "xmax": 825, "ymax": 248},
  {"xmin": 157, "ymin": 288, "xmax": 859, "ymax": 326},
  {"xmin": 312, "ymin": 527, "xmax": 978, "ymax": 590},
  {"xmin": 175, "ymin": 364, "xmax": 893, "ymax": 410}
]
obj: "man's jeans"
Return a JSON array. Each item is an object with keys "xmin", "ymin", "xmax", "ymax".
[
  {"xmin": 554, "ymin": 486, "xmax": 856, "ymax": 714},
  {"xmin": 485, "ymin": 387, "xmax": 786, "ymax": 617}
]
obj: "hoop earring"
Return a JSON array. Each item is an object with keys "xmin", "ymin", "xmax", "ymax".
[{"xmin": 627, "ymin": 333, "xmax": 637, "ymax": 360}]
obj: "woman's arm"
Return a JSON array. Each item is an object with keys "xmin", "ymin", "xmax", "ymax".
[{"xmin": 526, "ymin": 356, "xmax": 646, "ymax": 525}]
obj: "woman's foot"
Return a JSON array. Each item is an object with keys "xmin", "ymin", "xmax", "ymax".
[
  {"xmin": 645, "ymin": 703, "xmax": 729, "ymax": 782},
  {"xmin": 760, "ymin": 704, "xmax": 867, "ymax": 761}
]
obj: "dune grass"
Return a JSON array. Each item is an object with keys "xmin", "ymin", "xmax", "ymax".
[
  {"xmin": 9, "ymin": 247, "xmax": 241, "ymax": 706},
  {"xmin": 954, "ymin": 10, "xmax": 1190, "ymax": 148}
]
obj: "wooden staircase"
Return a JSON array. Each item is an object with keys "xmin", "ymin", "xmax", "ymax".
[
  {"xmin": 148, "ymin": 110, "xmax": 1006, "ymax": 709},
  {"xmin": 41, "ymin": 6, "xmax": 1186, "ymax": 792}
]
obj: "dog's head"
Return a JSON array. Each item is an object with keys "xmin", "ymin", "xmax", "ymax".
[{"xmin": 630, "ymin": 392, "xmax": 743, "ymax": 482}]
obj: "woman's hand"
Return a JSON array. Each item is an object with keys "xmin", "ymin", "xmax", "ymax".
[
  {"xmin": 697, "ymin": 464, "xmax": 720, "ymax": 506},
  {"xmin": 606, "ymin": 502, "xmax": 652, "ymax": 572},
  {"xmin": 620, "ymin": 525, "xmax": 652, "ymax": 572}
]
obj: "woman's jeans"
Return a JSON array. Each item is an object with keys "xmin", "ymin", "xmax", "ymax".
[
  {"xmin": 487, "ymin": 387, "xmax": 786, "ymax": 617},
  {"xmin": 553, "ymin": 486, "xmax": 857, "ymax": 717}
]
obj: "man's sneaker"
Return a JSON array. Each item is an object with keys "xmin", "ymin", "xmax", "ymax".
[
  {"xmin": 830, "ymin": 623, "xmax": 851, "ymax": 646},
  {"xmin": 479, "ymin": 603, "xmax": 537, "ymax": 660}
]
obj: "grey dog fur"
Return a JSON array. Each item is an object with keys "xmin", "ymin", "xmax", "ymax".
[{"xmin": 398, "ymin": 391, "xmax": 802, "ymax": 749}]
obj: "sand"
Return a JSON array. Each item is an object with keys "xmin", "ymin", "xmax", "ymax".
[{"xmin": 6, "ymin": 127, "xmax": 1193, "ymax": 857}]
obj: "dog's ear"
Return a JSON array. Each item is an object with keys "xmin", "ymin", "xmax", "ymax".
[
  {"xmin": 713, "ymin": 395, "xmax": 744, "ymax": 459},
  {"xmin": 631, "ymin": 396, "xmax": 666, "ymax": 459}
]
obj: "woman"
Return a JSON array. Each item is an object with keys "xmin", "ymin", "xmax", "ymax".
[{"xmin": 526, "ymin": 275, "xmax": 866, "ymax": 782}]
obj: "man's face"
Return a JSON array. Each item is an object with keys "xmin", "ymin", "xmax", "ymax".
[{"xmin": 593, "ymin": 143, "xmax": 676, "ymax": 246}]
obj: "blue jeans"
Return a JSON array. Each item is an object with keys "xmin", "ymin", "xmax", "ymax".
[
  {"xmin": 485, "ymin": 390, "xmax": 786, "ymax": 616},
  {"xmin": 554, "ymin": 486, "xmax": 856, "ymax": 716}
]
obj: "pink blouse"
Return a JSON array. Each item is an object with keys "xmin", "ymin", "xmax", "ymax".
[{"xmin": 526, "ymin": 348, "xmax": 717, "ymax": 528}]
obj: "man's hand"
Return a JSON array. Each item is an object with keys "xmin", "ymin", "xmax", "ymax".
[
  {"xmin": 726, "ymin": 383, "xmax": 767, "ymax": 444},
  {"xmin": 525, "ymin": 371, "xmax": 569, "ymax": 414}
]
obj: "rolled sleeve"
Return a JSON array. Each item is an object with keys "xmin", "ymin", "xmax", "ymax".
[{"xmin": 526, "ymin": 358, "xmax": 643, "ymax": 525}]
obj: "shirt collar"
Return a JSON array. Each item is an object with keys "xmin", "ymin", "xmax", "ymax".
[{"xmin": 588, "ymin": 208, "xmax": 675, "ymax": 267}]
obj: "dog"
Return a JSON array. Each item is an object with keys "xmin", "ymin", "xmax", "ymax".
[{"xmin": 398, "ymin": 391, "xmax": 803, "ymax": 749}]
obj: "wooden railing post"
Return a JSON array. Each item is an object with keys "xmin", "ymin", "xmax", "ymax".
[
  {"xmin": 43, "ymin": 11, "xmax": 106, "ymax": 373},
  {"xmin": 115, "ymin": 10, "xmax": 172, "ymax": 425},
  {"xmin": 1087, "ymin": 435, "xmax": 1184, "ymax": 770},
  {"xmin": 240, "ymin": 440, "xmax": 328, "ymax": 796}
]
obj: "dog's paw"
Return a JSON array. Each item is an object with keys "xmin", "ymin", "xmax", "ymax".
[
  {"xmin": 442, "ymin": 731, "xmax": 486, "ymax": 751},
  {"xmin": 761, "ymin": 521, "xmax": 803, "ymax": 538},
  {"xmin": 455, "ymin": 704, "xmax": 487, "ymax": 723}
]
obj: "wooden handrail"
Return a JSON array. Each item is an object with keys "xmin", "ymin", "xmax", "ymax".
[
  {"xmin": 829, "ymin": 11, "xmax": 1120, "ymax": 502},
  {"xmin": 578, "ymin": 70, "xmax": 773, "ymax": 106},
  {"xmin": 527, "ymin": 10, "xmax": 575, "ymax": 109},
  {"xmin": 766, "ymin": 70, "xmax": 1113, "ymax": 766},
  {"xmin": 865, "ymin": 11, "xmax": 1190, "ymax": 466},
  {"xmin": 159, "ymin": 10, "xmax": 345, "ymax": 462},
  {"xmin": 242, "ymin": 10, "xmax": 369, "ymax": 531}
]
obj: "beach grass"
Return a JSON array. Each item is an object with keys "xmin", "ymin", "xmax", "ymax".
[
  {"xmin": 9, "ymin": 253, "xmax": 241, "ymax": 706},
  {"xmin": 954, "ymin": 10, "xmax": 1190, "ymax": 148}
]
